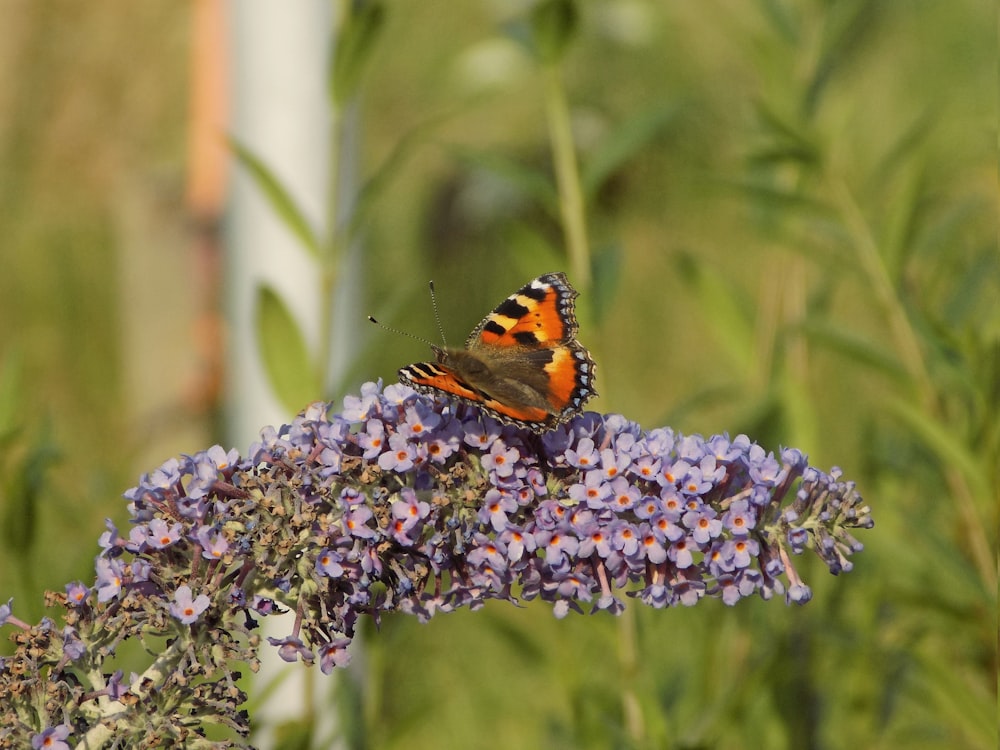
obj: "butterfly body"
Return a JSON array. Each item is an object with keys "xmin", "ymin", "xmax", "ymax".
[{"xmin": 398, "ymin": 272, "xmax": 597, "ymax": 433}]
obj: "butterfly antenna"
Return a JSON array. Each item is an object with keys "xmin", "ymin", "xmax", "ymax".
[
  {"xmin": 367, "ymin": 315, "xmax": 436, "ymax": 348},
  {"xmin": 428, "ymin": 280, "xmax": 448, "ymax": 348}
]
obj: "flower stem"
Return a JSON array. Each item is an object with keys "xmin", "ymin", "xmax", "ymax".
[{"xmin": 543, "ymin": 63, "xmax": 590, "ymax": 289}]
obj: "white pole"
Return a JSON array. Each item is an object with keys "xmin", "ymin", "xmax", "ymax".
[{"xmin": 225, "ymin": 3, "xmax": 340, "ymax": 747}]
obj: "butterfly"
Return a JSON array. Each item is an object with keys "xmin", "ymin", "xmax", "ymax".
[{"xmin": 396, "ymin": 272, "xmax": 597, "ymax": 433}]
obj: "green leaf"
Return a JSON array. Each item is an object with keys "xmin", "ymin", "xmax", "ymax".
[
  {"xmin": 0, "ymin": 350, "xmax": 24, "ymax": 446},
  {"xmin": 272, "ymin": 718, "xmax": 314, "ymax": 750},
  {"xmin": 876, "ymin": 159, "xmax": 926, "ymax": 278},
  {"xmin": 529, "ymin": 0, "xmax": 578, "ymax": 65},
  {"xmin": 1, "ymin": 463, "xmax": 37, "ymax": 556},
  {"xmin": 676, "ymin": 251, "xmax": 755, "ymax": 372},
  {"xmin": 749, "ymin": 99, "xmax": 821, "ymax": 169},
  {"xmin": 915, "ymin": 649, "xmax": 996, "ymax": 750},
  {"xmin": 230, "ymin": 137, "xmax": 322, "ymax": 258},
  {"xmin": 508, "ymin": 226, "xmax": 564, "ymax": 281},
  {"xmin": 758, "ymin": 0, "xmax": 800, "ymax": 44},
  {"xmin": 1, "ymin": 424, "xmax": 59, "ymax": 557},
  {"xmin": 255, "ymin": 285, "xmax": 321, "ymax": 413},
  {"xmin": 582, "ymin": 101, "xmax": 679, "ymax": 200},
  {"xmin": 729, "ymin": 175, "xmax": 832, "ymax": 215},
  {"xmin": 867, "ymin": 110, "xmax": 934, "ymax": 196},
  {"xmin": 330, "ymin": 0, "xmax": 386, "ymax": 105},
  {"xmin": 886, "ymin": 395, "xmax": 990, "ymax": 503},
  {"xmin": 806, "ymin": 0, "xmax": 884, "ymax": 114},
  {"xmin": 942, "ymin": 247, "xmax": 1000, "ymax": 328},
  {"xmin": 349, "ymin": 107, "xmax": 459, "ymax": 239},
  {"xmin": 800, "ymin": 319, "xmax": 909, "ymax": 380},
  {"xmin": 589, "ymin": 242, "xmax": 622, "ymax": 327},
  {"xmin": 449, "ymin": 147, "xmax": 560, "ymax": 218}
]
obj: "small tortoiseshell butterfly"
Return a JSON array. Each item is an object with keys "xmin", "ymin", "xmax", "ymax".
[{"xmin": 395, "ymin": 272, "xmax": 597, "ymax": 433}]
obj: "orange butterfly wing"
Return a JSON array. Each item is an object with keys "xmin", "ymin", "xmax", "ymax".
[{"xmin": 398, "ymin": 273, "xmax": 596, "ymax": 432}]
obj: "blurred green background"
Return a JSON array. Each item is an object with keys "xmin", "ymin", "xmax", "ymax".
[{"xmin": 0, "ymin": 2, "xmax": 995, "ymax": 749}]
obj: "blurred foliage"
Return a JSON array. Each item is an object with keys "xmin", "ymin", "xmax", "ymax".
[
  {"xmin": 0, "ymin": 352, "xmax": 62, "ymax": 590},
  {"xmin": 352, "ymin": 2, "xmax": 996, "ymax": 749},
  {"xmin": 0, "ymin": 1, "xmax": 995, "ymax": 749},
  {"xmin": 0, "ymin": 5, "xmax": 191, "ymax": 612}
]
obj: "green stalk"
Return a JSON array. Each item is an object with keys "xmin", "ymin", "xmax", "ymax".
[{"xmin": 543, "ymin": 64, "xmax": 590, "ymax": 289}]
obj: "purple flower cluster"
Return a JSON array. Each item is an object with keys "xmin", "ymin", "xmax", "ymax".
[
  {"xmin": 115, "ymin": 381, "xmax": 873, "ymax": 654},
  {"xmin": 0, "ymin": 381, "xmax": 872, "ymax": 747},
  {"xmin": 293, "ymin": 383, "xmax": 867, "ymax": 622}
]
